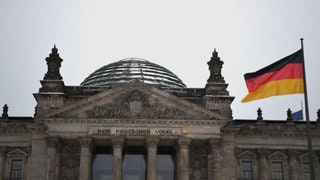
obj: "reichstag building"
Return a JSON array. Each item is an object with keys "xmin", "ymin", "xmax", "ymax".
[{"xmin": 0, "ymin": 46, "xmax": 319, "ymax": 180}]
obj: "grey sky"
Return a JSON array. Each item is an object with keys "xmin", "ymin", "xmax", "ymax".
[{"xmin": 1, "ymin": 0, "xmax": 319, "ymax": 120}]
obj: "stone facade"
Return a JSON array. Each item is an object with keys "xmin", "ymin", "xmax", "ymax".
[{"xmin": 0, "ymin": 47, "xmax": 319, "ymax": 180}]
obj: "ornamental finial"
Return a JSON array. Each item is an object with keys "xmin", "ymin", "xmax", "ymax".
[
  {"xmin": 2, "ymin": 104, "xmax": 8, "ymax": 118},
  {"xmin": 207, "ymin": 48, "xmax": 224, "ymax": 83}
]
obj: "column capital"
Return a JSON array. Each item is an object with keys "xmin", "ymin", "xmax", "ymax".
[
  {"xmin": 111, "ymin": 136, "xmax": 125, "ymax": 149},
  {"xmin": 79, "ymin": 137, "xmax": 93, "ymax": 148},
  {"xmin": 208, "ymin": 139, "xmax": 221, "ymax": 147},
  {"xmin": 0, "ymin": 146, "xmax": 6, "ymax": 154},
  {"xmin": 146, "ymin": 136, "xmax": 159, "ymax": 148},
  {"xmin": 257, "ymin": 148, "xmax": 269, "ymax": 158},
  {"xmin": 177, "ymin": 137, "xmax": 191, "ymax": 149},
  {"xmin": 46, "ymin": 136, "xmax": 61, "ymax": 148},
  {"xmin": 288, "ymin": 149, "xmax": 300, "ymax": 157}
]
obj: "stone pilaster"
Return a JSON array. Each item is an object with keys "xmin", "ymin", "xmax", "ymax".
[
  {"xmin": 177, "ymin": 137, "xmax": 191, "ymax": 180},
  {"xmin": 257, "ymin": 149, "xmax": 269, "ymax": 180},
  {"xmin": 46, "ymin": 136, "xmax": 60, "ymax": 180},
  {"xmin": 0, "ymin": 146, "xmax": 6, "ymax": 180},
  {"xmin": 146, "ymin": 136, "xmax": 159, "ymax": 180},
  {"xmin": 209, "ymin": 139, "xmax": 221, "ymax": 180},
  {"xmin": 174, "ymin": 147, "xmax": 180, "ymax": 180},
  {"xmin": 79, "ymin": 137, "xmax": 93, "ymax": 180},
  {"xmin": 288, "ymin": 150, "xmax": 300, "ymax": 180},
  {"xmin": 111, "ymin": 136, "xmax": 124, "ymax": 180}
]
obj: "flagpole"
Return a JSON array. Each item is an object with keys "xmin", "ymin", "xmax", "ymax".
[{"xmin": 300, "ymin": 38, "xmax": 315, "ymax": 180}]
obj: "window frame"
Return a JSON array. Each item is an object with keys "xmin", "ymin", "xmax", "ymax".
[
  {"xmin": 270, "ymin": 161, "xmax": 284, "ymax": 180},
  {"xmin": 299, "ymin": 152, "xmax": 319, "ymax": 180},
  {"xmin": 6, "ymin": 148, "xmax": 28, "ymax": 180},
  {"xmin": 9, "ymin": 159, "xmax": 24, "ymax": 180},
  {"xmin": 267, "ymin": 151, "xmax": 288, "ymax": 180},
  {"xmin": 301, "ymin": 161, "xmax": 311, "ymax": 180},
  {"xmin": 237, "ymin": 150, "xmax": 257, "ymax": 180},
  {"xmin": 240, "ymin": 160, "xmax": 254, "ymax": 180}
]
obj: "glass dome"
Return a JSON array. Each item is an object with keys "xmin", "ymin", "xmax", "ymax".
[{"xmin": 80, "ymin": 58, "xmax": 186, "ymax": 88}]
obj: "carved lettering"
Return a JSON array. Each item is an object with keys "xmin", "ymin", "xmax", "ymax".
[
  {"xmin": 97, "ymin": 129, "xmax": 111, "ymax": 135},
  {"xmin": 91, "ymin": 127, "xmax": 181, "ymax": 136},
  {"xmin": 115, "ymin": 129, "xmax": 150, "ymax": 135},
  {"xmin": 155, "ymin": 129, "xmax": 173, "ymax": 135}
]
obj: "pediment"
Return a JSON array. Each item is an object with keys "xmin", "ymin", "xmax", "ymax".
[
  {"xmin": 268, "ymin": 151, "xmax": 288, "ymax": 160},
  {"xmin": 7, "ymin": 148, "xmax": 28, "ymax": 158},
  {"xmin": 44, "ymin": 81, "xmax": 227, "ymax": 120},
  {"xmin": 238, "ymin": 150, "xmax": 257, "ymax": 159},
  {"xmin": 299, "ymin": 152, "xmax": 318, "ymax": 161}
]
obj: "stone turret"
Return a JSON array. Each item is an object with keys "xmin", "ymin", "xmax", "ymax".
[
  {"xmin": 207, "ymin": 49, "xmax": 225, "ymax": 83},
  {"xmin": 44, "ymin": 45, "xmax": 63, "ymax": 80},
  {"xmin": 204, "ymin": 49, "xmax": 234, "ymax": 119},
  {"xmin": 33, "ymin": 46, "xmax": 65, "ymax": 118},
  {"xmin": 39, "ymin": 45, "xmax": 64, "ymax": 93}
]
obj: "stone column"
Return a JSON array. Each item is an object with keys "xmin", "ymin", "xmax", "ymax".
[
  {"xmin": 0, "ymin": 146, "xmax": 6, "ymax": 180},
  {"xmin": 111, "ymin": 136, "xmax": 124, "ymax": 180},
  {"xmin": 257, "ymin": 149, "xmax": 269, "ymax": 180},
  {"xmin": 46, "ymin": 136, "xmax": 60, "ymax": 180},
  {"xmin": 177, "ymin": 137, "xmax": 191, "ymax": 180},
  {"xmin": 79, "ymin": 137, "xmax": 93, "ymax": 180},
  {"xmin": 146, "ymin": 136, "xmax": 159, "ymax": 180},
  {"xmin": 288, "ymin": 150, "xmax": 300, "ymax": 180},
  {"xmin": 209, "ymin": 139, "xmax": 221, "ymax": 180}
]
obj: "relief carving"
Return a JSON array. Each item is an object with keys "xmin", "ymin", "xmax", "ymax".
[
  {"xmin": 190, "ymin": 146, "xmax": 208, "ymax": 180},
  {"xmin": 85, "ymin": 89, "xmax": 187, "ymax": 119},
  {"xmin": 46, "ymin": 81, "xmax": 224, "ymax": 120},
  {"xmin": 59, "ymin": 144, "xmax": 80, "ymax": 180}
]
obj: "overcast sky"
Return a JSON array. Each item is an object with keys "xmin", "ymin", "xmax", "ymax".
[{"xmin": 1, "ymin": 0, "xmax": 319, "ymax": 120}]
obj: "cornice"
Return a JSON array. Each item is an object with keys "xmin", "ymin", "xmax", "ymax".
[
  {"xmin": 0, "ymin": 121, "xmax": 45, "ymax": 134},
  {"xmin": 43, "ymin": 118, "xmax": 227, "ymax": 127}
]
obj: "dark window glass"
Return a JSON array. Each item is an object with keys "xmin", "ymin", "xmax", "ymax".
[
  {"xmin": 158, "ymin": 147, "xmax": 175, "ymax": 180},
  {"xmin": 271, "ymin": 162, "xmax": 283, "ymax": 180},
  {"xmin": 123, "ymin": 147, "xmax": 146, "ymax": 180},
  {"xmin": 241, "ymin": 161, "xmax": 253, "ymax": 180},
  {"xmin": 10, "ymin": 160, "xmax": 23, "ymax": 180},
  {"xmin": 92, "ymin": 147, "xmax": 112, "ymax": 180},
  {"xmin": 302, "ymin": 162, "xmax": 311, "ymax": 180}
]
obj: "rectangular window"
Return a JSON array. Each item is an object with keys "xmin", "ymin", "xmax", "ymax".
[
  {"xmin": 122, "ymin": 147, "xmax": 146, "ymax": 180},
  {"xmin": 241, "ymin": 161, "xmax": 253, "ymax": 180},
  {"xmin": 271, "ymin": 162, "xmax": 283, "ymax": 180},
  {"xmin": 302, "ymin": 162, "xmax": 311, "ymax": 180},
  {"xmin": 92, "ymin": 147, "xmax": 112, "ymax": 180},
  {"xmin": 157, "ymin": 147, "xmax": 175, "ymax": 180},
  {"xmin": 10, "ymin": 160, "xmax": 23, "ymax": 180}
]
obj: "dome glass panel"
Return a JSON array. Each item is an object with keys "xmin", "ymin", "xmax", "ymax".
[{"xmin": 80, "ymin": 58, "xmax": 186, "ymax": 88}]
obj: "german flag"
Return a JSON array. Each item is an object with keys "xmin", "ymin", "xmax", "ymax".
[{"xmin": 242, "ymin": 49, "xmax": 304, "ymax": 103}]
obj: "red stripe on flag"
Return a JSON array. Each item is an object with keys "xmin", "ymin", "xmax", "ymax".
[{"xmin": 245, "ymin": 63, "xmax": 303, "ymax": 92}]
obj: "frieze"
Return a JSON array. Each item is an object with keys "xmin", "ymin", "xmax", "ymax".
[
  {"xmin": 89, "ymin": 127, "xmax": 181, "ymax": 136},
  {"xmin": 232, "ymin": 125, "xmax": 320, "ymax": 138},
  {"xmin": 0, "ymin": 122, "xmax": 45, "ymax": 134},
  {"xmin": 45, "ymin": 118, "xmax": 226, "ymax": 127}
]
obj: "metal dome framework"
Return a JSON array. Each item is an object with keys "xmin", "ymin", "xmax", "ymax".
[{"xmin": 80, "ymin": 58, "xmax": 186, "ymax": 88}]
